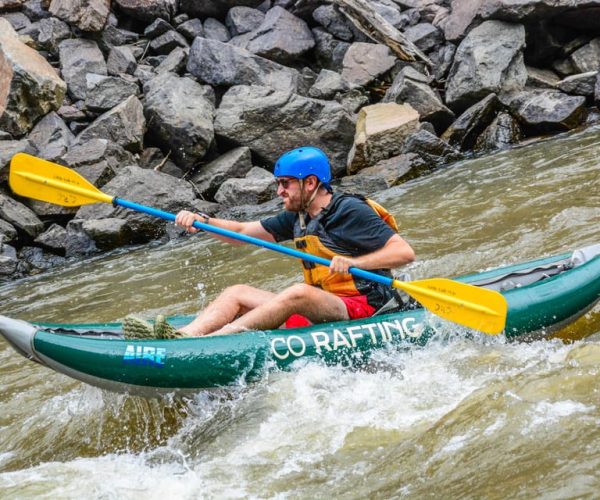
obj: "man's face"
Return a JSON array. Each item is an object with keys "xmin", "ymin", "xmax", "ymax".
[{"xmin": 276, "ymin": 176, "xmax": 303, "ymax": 211}]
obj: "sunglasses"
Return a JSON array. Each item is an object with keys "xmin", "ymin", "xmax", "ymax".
[{"xmin": 275, "ymin": 178, "xmax": 298, "ymax": 189}]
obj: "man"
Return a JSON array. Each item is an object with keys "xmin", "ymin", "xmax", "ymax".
[{"xmin": 124, "ymin": 146, "xmax": 415, "ymax": 339}]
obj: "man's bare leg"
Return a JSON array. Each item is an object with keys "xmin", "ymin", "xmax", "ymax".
[
  {"xmin": 179, "ymin": 285, "xmax": 276, "ymax": 336},
  {"xmin": 211, "ymin": 284, "xmax": 350, "ymax": 336}
]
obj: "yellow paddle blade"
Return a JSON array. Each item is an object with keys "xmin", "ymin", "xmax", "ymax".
[
  {"xmin": 9, "ymin": 153, "xmax": 113, "ymax": 206},
  {"xmin": 393, "ymin": 278, "xmax": 507, "ymax": 335}
]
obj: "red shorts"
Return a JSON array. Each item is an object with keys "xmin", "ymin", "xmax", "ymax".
[{"xmin": 284, "ymin": 295, "xmax": 376, "ymax": 328}]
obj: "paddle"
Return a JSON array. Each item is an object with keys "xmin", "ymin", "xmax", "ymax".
[{"xmin": 9, "ymin": 153, "xmax": 508, "ymax": 334}]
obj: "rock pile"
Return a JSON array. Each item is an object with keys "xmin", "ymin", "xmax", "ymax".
[{"xmin": 1, "ymin": 0, "xmax": 599, "ymax": 279}]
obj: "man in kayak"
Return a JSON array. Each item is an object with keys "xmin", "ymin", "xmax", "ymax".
[{"xmin": 124, "ymin": 146, "xmax": 415, "ymax": 338}]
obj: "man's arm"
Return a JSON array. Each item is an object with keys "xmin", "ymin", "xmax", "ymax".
[
  {"xmin": 175, "ymin": 210, "xmax": 276, "ymax": 246},
  {"xmin": 329, "ymin": 234, "xmax": 415, "ymax": 275}
]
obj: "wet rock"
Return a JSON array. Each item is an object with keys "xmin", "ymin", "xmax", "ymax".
[
  {"xmin": 84, "ymin": 74, "xmax": 140, "ymax": 111},
  {"xmin": 445, "ymin": 20, "xmax": 526, "ymax": 112},
  {"xmin": 203, "ymin": 18, "xmax": 230, "ymax": 43},
  {"xmin": 155, "ymin": 47, "xmax": 188, "ymax": 75},
  {"xmin": 149, "ymin": 30, "xmax": 188, "ymax": 55},
  {"xmin": 144, "ymin": 18, "xmax": 172, "ymax": 39},
  {"xmin": 177, "ymin": 18, "xmax": 204, "ymax": 41},
  {"xmin": 442, "ymin": 0, "xmax": 483, "ymax": 42},
  {"xmin": 49, "ymin": 0, "xmax": 110, "ymax": 32},
  {"xmin": 214, "ymin": 85, "xmax": 355, "ymax": 177},
  {"xmin": 569, "ymin": 38, "xmax": 600, "ymax": 73},
  {"xmin": 0, "ymin": 244, "xmax": 19, "ymax": 277},
  {"xmin": 63, "ymin": 138, "xmax": 136, "ymax": 187},
  {"xmin": 27, "ymin": 111, "xmax": 75, "ymax": 161},
  {"xmin": 107, "ymin": 45, "xmax": 137, "ymax": 76},
  {"xmin": 0, "ymin": 19, "xmax": 66, "ymax": 136},
  {"xmin": 552, "ymin": 58, "xmax": 577, "ymax": 78},
  {"xmin": 405, "ymin": 22, "xmax": 443, "ymax": 52},
  {"xmin": 308, "ymin": 69, "xmax": 352, "ymax": 100},
  {"xmin": 77, "ymin": 95, "xmax": 145, "ymax": 152},
  {"xmin": 190, "ymin": 147, "xmax": 254, "ymax": 200},
  {"xmin": 474, "ymin": 112, "xmax": 522, "ymax": 152},
  {"xmin": 1, "ymin": 12, "xmax": 32, "ymax": 31},
  {"xmin": 333, "ymin": 174, "xmax": 391, "ymax": 194},
  {"xmin": 80, "ymin": 218, "xmax": 133, "ymax": 250},
  {"xmin": 0, "ymin": 219, "xmax": 18, "ymax": 244},
  {"xmin": 113, "ymin": 0, "xmax": 177, "ymax": 22},
  {"xmin": 22, "ymin": 1, "xmax": 52, "ymax": 22},
  {"xmin": 526, "ymin": 66, "xmax": 560, "ymax": 89},
  {"xmin": 402, "ymin": 129, "xmax": 464, "ymax": 167},
  {"xmin": 0, "ymin": 193, "xmax": 44, "ymax": 239},
  {"xmin": 76, "ymin": 165, "xmax": 207, "ymax": 244},
  {"xmin": 63, "ymin": 219, "xmax": 96, "ymax": 256},
  {"xmin": 353, "ymin": 153, "xmax": 426, "ymax": 186},
  {"xmin": 187, "ymin": 38, "xmax": 299, "ymax": 93},
  {"xmin": 312, "ymin": 27, "xmax": 350, "ymax": 72},
  {"xmin": 0, "ymin": 139, "xmax": 36, "ymax": 182},
  {"xmin": 100, "ymin": 24, "xmax": 139, "ymax": 51},
  {"xmin": 502, "ymin": 89, "xmax": 587, "ymax": 133},
  {"xmin": 179, "ymin": 0, "xmax": 265, "ymax": 19},
  {"xmin": 557, "ymin": 72, "xmax": 598, "ymax": 98},
  {"xmin": 33, "ymin": 223, "xmax": 69, "ymax": 255},
  {"xmin": 27, "ymin": 17, "xmax": 71, "ymax": 54},
  {"xmin": 17, "ymin": 245, "xmax": 66, "ymax": 274},
  {"xmin": 383, "ymin": 66, "xmax": 454, "ymax": 134},
  {"xmin": 59, "ymin": 38, "xmax": 107, "ymax": 100},
  {"xmin": 341, "ymin": 42, "xmax": 397, "ymax": 87},
  {"xmin": 214, "ymin": 167, "xmax": 276, "ymax": 206},
  {"xmin": 441, "ymin": 93, "xmax": 501, "ymax": 151},
  {"xmin": 312, "ymin": 4, "xmax": 355, "ymax": 42},
  {"xmin": 430, "ymin": 43, "xmax": 456, "ymax": 82},
  {"xmin": 347, "ymin": 103, "xmax": 420, "ymax": 175},
  {"xmin": 143, "ymin": 73, "xmax": 215, "ymax": 169},
  {"xmin": 226, "ymin": 6, "xmax": 264, "ymax": 36},
  {"xmin": 245, "ymin": 6, "xmax": 315, "ymax": 65}
]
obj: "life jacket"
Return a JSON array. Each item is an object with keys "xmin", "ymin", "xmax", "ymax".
[{"xmin": 293, "ymin": 193, "xmax": 398, "ymax": 297}]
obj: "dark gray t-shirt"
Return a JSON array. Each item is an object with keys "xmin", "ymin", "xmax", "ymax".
[{"xmin": 260, "ymin": 195, "xmax": 396, "ymax": 256}]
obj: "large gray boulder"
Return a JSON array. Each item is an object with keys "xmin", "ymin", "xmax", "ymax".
[
  {"xmin": 441, "ymin": 93, "xmax": 502, "ymax": 150},
  {"xmin": 49, "ymin": 0, "xmax": 110, "ymax": 32},
  {"xmin": 245, "ymin": 6, "xmax": 315, "ymax": 64},
  {"xmin": 445, "ymin": 20, "xmax": 527, "ymax": 112},
  {"xmin": 226, "ymin": 6, "xmax": 265, "ymax": 36},
  {"xmin": 77, "ymin": 95, "xmax": 145, "ymax": 152},
  {"xmin": 84, "ymin": 74, "xmax": 140, "ymax": 112},
  {"xmin": 214, "ymin": 167, "xmax": 276, "ymax": 206},
  {"xmin": 27, "ymin": 111, "xmax": 75, "ymax": 161},
  {"xmin": 502, "ymin": 90, "xmax": 587, "ymax": 133},
  {"xmin": 190, "ymin": 147, "xmax": 254, "ymax": 200},
  {"xmin": 59, "ymin": 38, "xmax": 107, "ymax": 100},
  {"xmin": 214, "ymin": 85, "xmax": 355, "ymax": 177},
  {"xmin": 76, "ymin": 165, "xmax": 206, "ymax": 244},
  {"xmin": 0, "ymin": 19, "xmax": 66, "ymax": 137},
  {"xmin": 143, "ymin": 73, "xmax": 215, "ymax": 169},
  {"xmin": 341, "ymin": 42, "xmax": 397, "ymax": 87},
  {"xmin": 0, "ymin": 193, "xmax": 44, "ymax": 239},
  {"xmin": 383, "ymin": 67, "xmax": 454, "ymax": 134},
  {"xmin": 569, "ymin": 39, "xmax": 600, "ymax": 73},
  {"xmin": 187, "ymin": 38, "xmax": 299, "ymax": 93}
]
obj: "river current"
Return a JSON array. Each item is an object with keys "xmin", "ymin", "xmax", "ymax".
[{"xmin": 0, "ymin": 126, "xmax": 599, "ymax": 498}]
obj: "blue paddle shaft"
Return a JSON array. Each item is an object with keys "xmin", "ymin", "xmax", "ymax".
[{"xmin": 114, "ymin": 198, "xmax": 394, "ymax": 288}]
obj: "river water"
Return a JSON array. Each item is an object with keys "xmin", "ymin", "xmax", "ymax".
[{"xmin": 1, "ymin": 126, "xmax": 599, "ymax": 498}]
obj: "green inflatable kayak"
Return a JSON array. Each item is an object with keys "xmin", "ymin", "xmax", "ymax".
[{"xmin": 1, "ymin": 244, "xmax": 599, "ymax": 395}]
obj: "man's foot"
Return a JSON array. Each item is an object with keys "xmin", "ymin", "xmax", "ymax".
[
  {"xmin": 154, "ymin": 314, "xmax": 183, "ymax": 339},
  {"xmin": 123, "ymin": 315, "xmax": 155, "ymax": 339}
]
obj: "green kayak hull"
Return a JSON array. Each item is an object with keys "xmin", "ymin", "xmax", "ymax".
[{"xmin": 1, "ymin": 244, "xmax": 599, "ymax": 395}]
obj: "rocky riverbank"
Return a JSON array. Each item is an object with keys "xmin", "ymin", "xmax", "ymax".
[{"xmin": 1, "ymin": 0, "xmax": 600, "ymax": 281}]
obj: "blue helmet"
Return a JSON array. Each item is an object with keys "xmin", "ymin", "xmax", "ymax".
[{"xmin": 274, "ymin": 146, "xmax": 332, "ymax": 189}]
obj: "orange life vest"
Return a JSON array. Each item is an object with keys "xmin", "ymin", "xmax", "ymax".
[{"xmin": 293, "ymin": 193, "xmax": 398, "ymax": 296}]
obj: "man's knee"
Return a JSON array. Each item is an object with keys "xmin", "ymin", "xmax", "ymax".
[
  {"xmin": 278, "ymin": 283, "xmax": 315, "ymax": 303},
  {"xmin": 220, "ymin": 284, "xmax": 257, "ymax": 299}
]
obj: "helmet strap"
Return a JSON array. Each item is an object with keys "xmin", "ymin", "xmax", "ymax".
[{"xmin": 298, "ymin": 178, "xmax": 321, "ymax": 230}]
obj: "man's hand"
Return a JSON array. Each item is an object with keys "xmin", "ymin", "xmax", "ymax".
[
  {"xmin": 175, "ymin": 210, "xmax": 207, "ymax": 234},
  {"xmin": 329, "ymin": 255, "xmax": 357, "ymax": 275}
]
